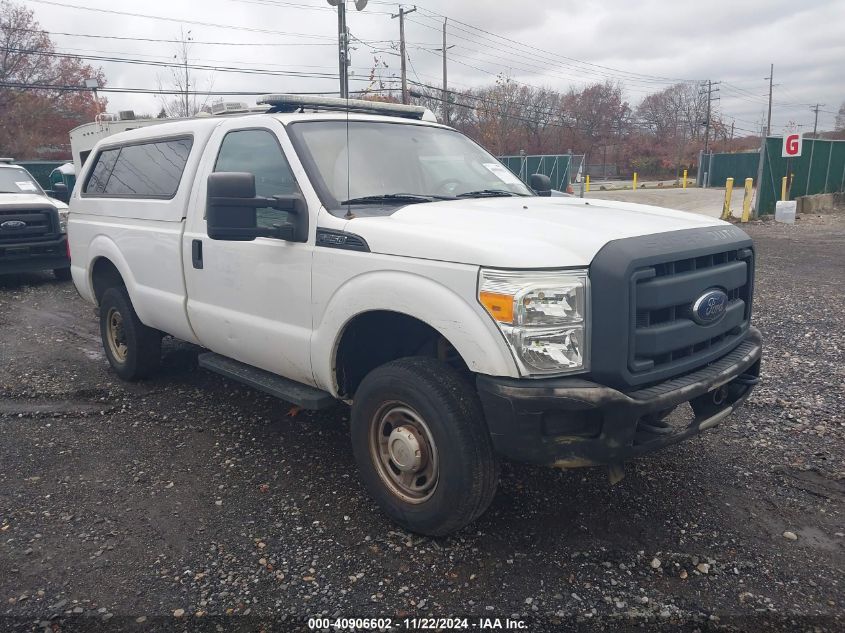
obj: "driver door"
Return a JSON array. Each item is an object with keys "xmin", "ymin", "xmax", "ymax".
[{"xmin": 183, "ymin": 119, "xmax": 315, "ymax": 386}]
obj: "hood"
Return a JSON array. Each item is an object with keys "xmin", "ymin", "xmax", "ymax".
[
  {"xmin": 0, "ymin": 192, "xmax": 67, "ymax": 210},
  {"xmin": 346, "ymin": 196, "xmax": 728, "ymax": 268}
]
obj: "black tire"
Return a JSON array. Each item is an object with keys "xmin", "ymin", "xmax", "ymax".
[
  {"xmin": 350, "ymin": 357, "xmax": 498, "ymax": 536},
  {"xmin": 99, "ymin": 287, "xmax": 161, "ymax": 380},
  {"xmin": 53, "ymin": 267, "xmax": 72, "ymax": 281}
]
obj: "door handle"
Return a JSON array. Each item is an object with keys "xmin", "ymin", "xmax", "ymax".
[{"xmin": 191, "ymin": 239, "xmax": 203, "ymax": 269}]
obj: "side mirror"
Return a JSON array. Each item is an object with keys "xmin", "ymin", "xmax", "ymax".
[
  {"xmin": 206, "ymin": 172, "xmax": 308, "ymax": 243},
  {"xmin": 49, "ymin": 182, "xmax": 70, "ymax": 203},
  {"xmin": 530, "ymin": 173, "xmax": 552, "ymax": 197}
]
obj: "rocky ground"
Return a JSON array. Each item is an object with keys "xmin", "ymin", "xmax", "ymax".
[{"xmin": 1, "ymin": 216, "xmax": 843, "ymax": 632}]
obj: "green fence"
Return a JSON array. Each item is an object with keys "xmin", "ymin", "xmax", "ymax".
[
  {"xmin": 12, "ymin": 160, "xmax": 67, "ymax": 190},
  {"xmin": 698, "ymin": 151, "xmax": 760, "ymax": 187},
  {"xmin": 757, "ymin": 137, "xmax": 845, "ymax": 215},
  {"xmin": 498, "ymin": 154, "xmax": 581, "ymax": 191}
]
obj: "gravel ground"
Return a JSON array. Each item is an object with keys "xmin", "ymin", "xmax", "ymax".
[{"xmin": 1, "ymin": 215, "xmax": 843, "ymax": 632}]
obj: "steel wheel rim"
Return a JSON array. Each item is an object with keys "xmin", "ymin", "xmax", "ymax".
[
  {"xmin": 369, "ymin": 403, "xmax": 439, "ymax": 504},
  {"xmin": 106, "ymin": 308, "xmax": 128, "ymax": 363}
]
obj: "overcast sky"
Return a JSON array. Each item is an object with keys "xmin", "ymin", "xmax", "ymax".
[{"xmin": 25, "ymin": 0, "xmax": 845, "ymax": 134}]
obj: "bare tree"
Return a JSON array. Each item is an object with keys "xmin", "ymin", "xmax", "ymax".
[
  {"xmin": 156, "ymin": 28, "xmax": 213, "ymax": 118},
  {"xmin": 836, "ymin": 101, "xmax": 845, "ymax": 132}
]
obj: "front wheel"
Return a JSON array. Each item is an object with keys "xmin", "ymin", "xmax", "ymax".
[
  {"xmin": 350, "ymin": 357, "xmax": 498, "ymax": 536},
  {"xmin": 99, "ymin": 287, "xmax": 161, "ymax": 380}
]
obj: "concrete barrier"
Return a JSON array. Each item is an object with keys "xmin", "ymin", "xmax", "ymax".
[{"xmin": 796, "ymin": 193, "xmax": 845, "ymax": 214}]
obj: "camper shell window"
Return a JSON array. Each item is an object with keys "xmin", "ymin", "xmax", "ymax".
[{"xmin": 83, "ymin": 136, "xmax": 193, "ymax": 199}]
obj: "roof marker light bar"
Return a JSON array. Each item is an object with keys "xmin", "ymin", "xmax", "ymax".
[{"xmin": 258, "ymin": 94, "xmax": 434, "ymax": 121}]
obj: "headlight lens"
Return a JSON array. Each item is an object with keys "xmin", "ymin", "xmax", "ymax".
[
  {"xmin": 58, "ymin": 209, "xmax": 69, "ymax": 234},
  {"xmin": 479, "ymin": 269, "xmax": 588, "ymax": 375}
]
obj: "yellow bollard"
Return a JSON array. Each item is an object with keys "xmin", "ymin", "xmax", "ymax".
[
  {"xmin": 632, "ymin": 172, "xmax": 638, "ymax": 190},
  {"xmin": 683, "ymin": 169, "xmax": 688, "ymax": 189},
  {"xmin": 741, "ymin": 178, "xmax": 753, "ymax": 223},
  {"xmin": 721, "ymin": 178, "xmax": 734, "ymax": 220},
  {"xmin": 781, "ymin": 176, "xmax": 788, "ymax": 201},
  {"xmin": 585, "ymin": 175, "xmax": 590, "ymax": 193}
]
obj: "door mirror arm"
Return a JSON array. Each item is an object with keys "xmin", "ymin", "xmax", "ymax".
[{"xmin": 206, "ymin": 172, "xmax": 309, "ymax": 243}]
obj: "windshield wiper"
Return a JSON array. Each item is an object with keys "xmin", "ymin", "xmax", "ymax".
[
  {"xmin": 340, "ymin": 193, "xmax": 453, "ymax": 205},
  {"xmin": 456, "ymin": 189, "xmax": 525, "ymax": 198}
]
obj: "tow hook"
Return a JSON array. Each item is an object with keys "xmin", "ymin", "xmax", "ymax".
[
  {"xmin": 733, "ymin": 373, "xmax": 760, "ymax": 386},
  {"xmin": 712, "ymin": 385, "xmax": 729, "ymax": 406}
]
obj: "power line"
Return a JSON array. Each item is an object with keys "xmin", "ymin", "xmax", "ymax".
[
  {"xmin": 13, "ymin": 27, "xmax": 338, "ymax": 46},
  {"xmin": 408, "ymin": 13, "xmax": 694, "ymax": 91},
  {"xmin": 223, "ymin": 0, "xmax": 393, "ymax": 16},
  {"xmin": 411, "ymin": 6, "xmax": 701, "ymax": 86},
  {"xmin": 0, "ymin": 80, "xmax": 396, "ymax": 95},
  {"xmin": 1, "ymin": 46, "xmax": 364, "ymax": 80},
  {"xmin": 24, "ymin": 0, "xmax": 337, "ymax": 41}
]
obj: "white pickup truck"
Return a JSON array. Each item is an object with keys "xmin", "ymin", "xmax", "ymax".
[
  {"xmin": 1, "ymin": 160, "xmax": 71, "ymax": 279},
  {"xmin": 68, "ymin": 95, "xmax": 762, "ymax": 536}
]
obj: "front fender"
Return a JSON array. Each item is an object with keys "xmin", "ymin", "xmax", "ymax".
[{"xmin": 311, "ymin": 269, "xmax": 519, "ymax": 395}]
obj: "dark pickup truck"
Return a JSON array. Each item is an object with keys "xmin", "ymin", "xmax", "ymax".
[{"xmin": 0, "ymin": 163, "xmax": 71, "ymax": 280}]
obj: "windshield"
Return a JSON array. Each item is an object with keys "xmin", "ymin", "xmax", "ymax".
[
  {"xmin": 0, "ymin": 168, "xmax": 43, "ymax": 194},
  {"xmin": 288, "ymin": 120, "xmax": 532, "ymax": 212}
]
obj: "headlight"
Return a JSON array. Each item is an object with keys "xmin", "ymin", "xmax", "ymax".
[
  {"xmin": 479, "ymin": 269, "xmax": 588, "ymax": 376},
  {"xmin": 58, "ymin": 209, "xmax": 69, "ymax": 234}
]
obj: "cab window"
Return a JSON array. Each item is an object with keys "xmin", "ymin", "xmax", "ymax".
[{"xmin": 214, "ymin": 129, "xmax": 299, "ymax": 229}]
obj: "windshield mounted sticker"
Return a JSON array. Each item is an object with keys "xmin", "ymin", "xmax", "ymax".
[
  {"xmin": 483, "ymin": 163, "xmax": 521, "ymax": 186},
  {"xmin": 15, "ymin": 181, "xmax": 37, "ymax": 192}
]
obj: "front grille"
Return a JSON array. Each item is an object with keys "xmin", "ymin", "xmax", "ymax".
[
  {"xmin": 630, "ymin": 247, "xmax": 753, "ymax": 377},
  {"xmin": 0, "ymin": 207, "xmax": 57, "ymax": 245}
]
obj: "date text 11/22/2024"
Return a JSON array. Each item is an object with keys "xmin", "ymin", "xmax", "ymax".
[{"xmin": 307, "ymin": 617, "xmax": 528, "ymax": 630}]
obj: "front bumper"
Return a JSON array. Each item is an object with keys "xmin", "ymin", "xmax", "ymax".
[
  {"xmin": 0, "ymin": 236, "xmax": 69, "ymax": 274},
  {"xmin": 477, "ymin": 327, "xmax": 762, "ymax": 467}
]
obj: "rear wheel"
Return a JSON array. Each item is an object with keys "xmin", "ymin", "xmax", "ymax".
[
  {"xmin": 350, "ymin": 357, "xmax": 498, "ymax": 536},
  {"xmin": 99, "ymin": 287, "xmax": 161, "ymax": 380},
  {"xmin": 53, "ymin": 267, "xmax": 72, "ymax": 281}
]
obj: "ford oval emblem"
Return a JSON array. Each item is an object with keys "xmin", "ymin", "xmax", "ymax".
[
  {"xmin": 691, "ymin": 289, "xmax": 729, "ymax": 325},
  {"xmin": 1, "ymin": 220, "xmax": 27, "ymax": 230}
]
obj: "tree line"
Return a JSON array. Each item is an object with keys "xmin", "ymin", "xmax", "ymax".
[
  {"xmin": 0, "ymin": 0, "xmax": 105, "ymax": 159},
  {"xmin": 405, "ymin": 76, "xmax": 765, "ymax": 179},
  {"xmin": 3, "ymin": 0, "xmax": 844, "ymax": 178}
]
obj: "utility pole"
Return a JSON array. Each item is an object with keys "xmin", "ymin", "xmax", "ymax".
[
  {"xmin": 337, "ymin": 1, "xmax": 349, "ymax": 98},
  {"xmin": 810, "ymin": 103, "xmax": 825, "ymax": 138},
  {"xmin": 328, "ymin": 1, "xmax": 368, "ymax": 99},
  {"xmin": 702, "ymin": 79, "xmax": 720, "ymax": 155},
  {"xmin": 765, "ymin": 63, "xmax": 774, "ymax": 136},
  {"xmin": 699, "ymin": 79, "xmax": 720, "ymax": 188},
  {"xmin": 392, "ymin": 5, "xmax": 417, "ymax": 105},
  {"xmin": 442, "ymin": 18, "xmax": 448, "ymax": 124},
  {"xmin": 180, "ymin": 29, "xmax": 192, "ymax": 117},
  {"xmin": 441, "ymin": 18, "xmax": 454, "ymax": 125}
]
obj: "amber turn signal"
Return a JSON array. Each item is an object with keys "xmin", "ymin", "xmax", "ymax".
[{"xmin": 479, "ymin": 291, "xmax": 514, "ymax": 323}]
